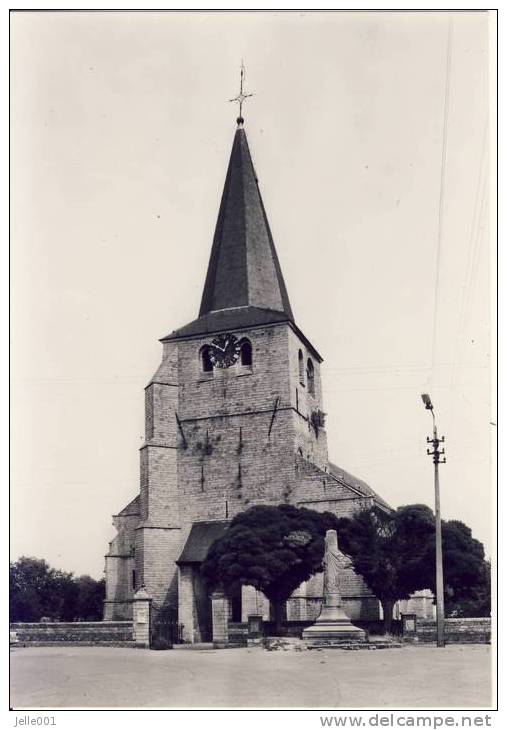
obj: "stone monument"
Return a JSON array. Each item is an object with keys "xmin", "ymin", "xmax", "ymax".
[{"xmin": 303, "ymin": 529, "xmax": 367, "ymax": 646}]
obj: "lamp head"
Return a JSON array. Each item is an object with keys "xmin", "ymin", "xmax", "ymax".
[{"xmin": 421, "ymin": 393, "xmax": 433, "ymax": 410}]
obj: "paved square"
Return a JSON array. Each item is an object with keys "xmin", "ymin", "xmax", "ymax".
[{"xmin": 10, "ymin": 644, "xmax": 492, "ymax": 709}]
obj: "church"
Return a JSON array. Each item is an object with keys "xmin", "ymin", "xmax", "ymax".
[{"xmin": 103, "ymin": 108, "xmax": 394, "ymax": 643}]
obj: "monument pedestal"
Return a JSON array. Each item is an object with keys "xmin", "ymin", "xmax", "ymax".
[
  {"xmin": 302, "ymin": 605, "xmax": 367, "ymax": 645},
  {"xmin": 303, "ymin": 530, "xmax": 367, "ymax": 647}
]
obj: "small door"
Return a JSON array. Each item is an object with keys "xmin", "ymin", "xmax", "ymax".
[
  {"xmin": 193, "ymin": 570, "xmax": 213, "ymax": 642},
  {"xmin": 229, "ymin": 583, "xmax": 242, "ymax": 623}
]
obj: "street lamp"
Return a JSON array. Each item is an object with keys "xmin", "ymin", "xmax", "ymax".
[{"xmin": 421, "ymin": 393, "xmax": 446, "ymax": 648}]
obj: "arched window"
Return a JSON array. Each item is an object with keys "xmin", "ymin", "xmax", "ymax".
[
  {"xmin": 298, "ymin": 350, "xmax": 305, "ymax": 385},
  {"xmin": 307, "ymin": 358, "xmax": 315, "ymax": 395},
  {"xmin": 239, "ymin": 339, "xmax": 253, "ymax": 368},
  {"xmin": 200, "ymin": 345, "xmax": 213, "ymax": 373}
]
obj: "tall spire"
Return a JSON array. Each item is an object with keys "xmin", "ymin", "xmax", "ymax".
[
  {"xmin": 199, "ymin": 126, "xmax": 294, "ymax": 320},
  {"xmin": 162, "ymin": 120, "xmax": 297, "ymax": 342}
]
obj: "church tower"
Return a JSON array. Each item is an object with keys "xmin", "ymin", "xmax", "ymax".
[{"xmin": 104, "ymin": 113, "xmax": 388, "ymax": 641}]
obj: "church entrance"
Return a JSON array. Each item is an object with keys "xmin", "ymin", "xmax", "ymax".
[
  {"xmin": 193, "ymin": 571, "xmax": 212, "ymax": 642},
  {"xmin": 177, "ymin": 521, "xmax": 230, "ymax": 643},
  {"xmin": 177, "ymin": 564, "xmax": 214, "ymax": 643},
  {"xmin": 228, "ymin": 583, "xmax": 242, "ymax": 622}
]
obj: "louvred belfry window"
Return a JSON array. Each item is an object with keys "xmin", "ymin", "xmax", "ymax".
[
  {"xmin": 307, "ymin": 358, "xmax": 315, "ymax": 395},
  {"xmin": 239, "ymin": 339, "xmax": 253, "ymax": 367},
  {"xmin": 298, "ymin": 350, "xmax": 305, "ymax": 385},
  {"xmin": 201, "ymin": 345, "xmax": 213, "ymax": 373}
]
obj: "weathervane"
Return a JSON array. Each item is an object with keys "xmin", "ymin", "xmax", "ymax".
[{"xmin": 229, "ymin": 62, "xmax": 254, "ymax": 126}]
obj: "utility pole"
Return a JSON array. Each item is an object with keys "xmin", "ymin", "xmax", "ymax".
[{"xmin": 421, "ymin": 394, "xmax": 446, "ymax": 648}]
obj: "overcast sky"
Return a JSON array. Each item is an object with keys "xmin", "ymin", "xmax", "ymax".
[{"xmin": 11, "ymin": 10, "xmax": 493, "ymax": 578}]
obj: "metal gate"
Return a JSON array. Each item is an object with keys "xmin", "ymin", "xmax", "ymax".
[{"xmin": 152, "ymin": 606, "xmax": 184, "ymax": 644}]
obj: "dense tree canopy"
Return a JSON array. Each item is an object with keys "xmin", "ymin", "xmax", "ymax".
[
  {"xmin": 201, "ymin": 501, "xmax": 490, "ymax": 636},
  {"xmin": 437, "ymin": 520, "xmax": 490, "ymax": 617},
  {"xmin": 336, "ymin": 505, "xmax": 490, "ymax": 630},
  {"xmin": 10, "ymin": 556, "xmax": 105, "ymax": 622},
  {"xmin": 201, "ymin": 504, "xmax": 339, "ymax": 632},
  {"xmin": 336, "ymin": 504, "xmax": 435, "ymax": 631}
]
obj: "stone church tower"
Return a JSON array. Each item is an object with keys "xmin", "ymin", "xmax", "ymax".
[{"xmin": 104, "ymin": 119, "xmax": 389, "ymax": 641}]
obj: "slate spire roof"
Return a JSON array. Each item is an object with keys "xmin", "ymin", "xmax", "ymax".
[
  {"xmin": 162, "ymin": 125, "xmax": 296, "ymax": 341},
  {"xmin": 200, "ymin": 127, "xmax": 293, "ymax": 319}
]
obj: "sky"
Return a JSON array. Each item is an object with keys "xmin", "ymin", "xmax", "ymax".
[{"xmin": 10, "ymin": 10, "xmax": 494, "ymax": 579}]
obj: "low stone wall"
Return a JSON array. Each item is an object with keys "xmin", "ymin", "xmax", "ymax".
[
  {"xmin": 10, "ymin": 621, "xmax": 135, "ymax": 647},
  {"xmin": 416, "ymin": 617, "xmax": 491, "ymax": 644},
  {"xmin": 227, "ymin": 622, "xmax": 249, "ymax": 646}
]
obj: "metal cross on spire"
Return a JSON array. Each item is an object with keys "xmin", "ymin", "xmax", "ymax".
[{"xmin": 229, "ymin": 62, "xmax": 254, "ymax": 126}]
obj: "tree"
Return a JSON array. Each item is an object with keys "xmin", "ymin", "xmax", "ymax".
[
  {"xmin": 336, "ymin": 505, "xmax": 491, "ymax": 631},
  {"xmin": 201, "ymin": 504, "xmax": 339, "ymax": 634},
  {"xmin": 336, "ymin": 504, "xmax": 436, "ymax": 633},
  {"xmin": 10, "ymin": 558, "xmax": 43, "ymax": 621},
  {"xmin": 402, "ymin": 517, "xmax": 491, "ymax": 617},
  {"xmin": 435, "ymin": 520, "xmax": 490, "ymax": 617},
  {"xmin": 74, "ymin": 576, "xmax": 106, "ymax": 621},
  {"xmin": 9, "ymin": 557, "xmax": 69, "ymax": 622},
  {"xmin": 450, "ymin": 559, "xmax": 490, "ymax": 618},
  {"xmin": 10, "ymin": 556, "xmax": 106, "ymax": 622}
]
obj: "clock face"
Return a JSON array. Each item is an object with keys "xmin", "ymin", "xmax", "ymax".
[{"xmin": 209, "ymin": 333, "xmax": 241, "ymax": 368}]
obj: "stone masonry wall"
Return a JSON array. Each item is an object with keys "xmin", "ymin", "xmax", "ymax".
[
  {"xmin": 104, "ymin": 555, "xmax": 134, "ymax": 620},
  {"xmin": 295, "ymin": 563, "xmax": 381, "ymax": 622},
  {"xmin": 417, "ymin": 617, "xmax": 491, "ymax": 644},
  {"xmin": 293, "ymin": 457, "xmax": 375, "ymax": 516},
  {"xmin": 134, "ymin": 338, "xmax": 182, "ymax": 613},
  {"xmin": 396, "ymin": 590, "xmax": 436, "ymax": 619},
  {"xmin": 174, "ymin": 323, "xmax": 332, "ymax": 532},
  {"xmin": 104, "ymin": 500, "xmax": 139, "ymax": 620},
  {"xmin": 11, "ymin": 622, "xmax": 134, "ymax": 646},
  {"xmin": 178, "ymin": 565, "xmax": 196, "ymax": 643},
  {"xmin": 241, "ymin": 584, "xmax": 270, "ymax": 622},
  {"xmin": 135, "ymin": 526, "xmax": 182, "ymax": 610},
  {"xmin": 287, "ymin": 327, "xmax": 328, "ymax": 471},
  {"xmin": 177, "ymin": 325, "xmax": 292, "ymax": 421},
  {"xmin": 139, "ymin": 445, "xmax": 179, "ymax": 526},
  {"xmin": 106, "ymin": 320, "xmax": 387, "ymax": 633}
]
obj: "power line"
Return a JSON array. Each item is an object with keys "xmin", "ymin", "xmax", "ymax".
[
  {"xmin": 463, "ymin": 164, "xmax": 489, "ymax": 325},
  {"xmin": 324, "ymin": 362, "xmax": 486, "ymax": 376},
  {"xmin": 448, "ymin": 118, "xmax": 489, "ymax": 434},
  {"xmin": 453, "ymin": 120, "xmax": 489, "ymax": 368},
  {"xmin": 430, "ymin": 16, "xmax": 453, "ymax": 385}
]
